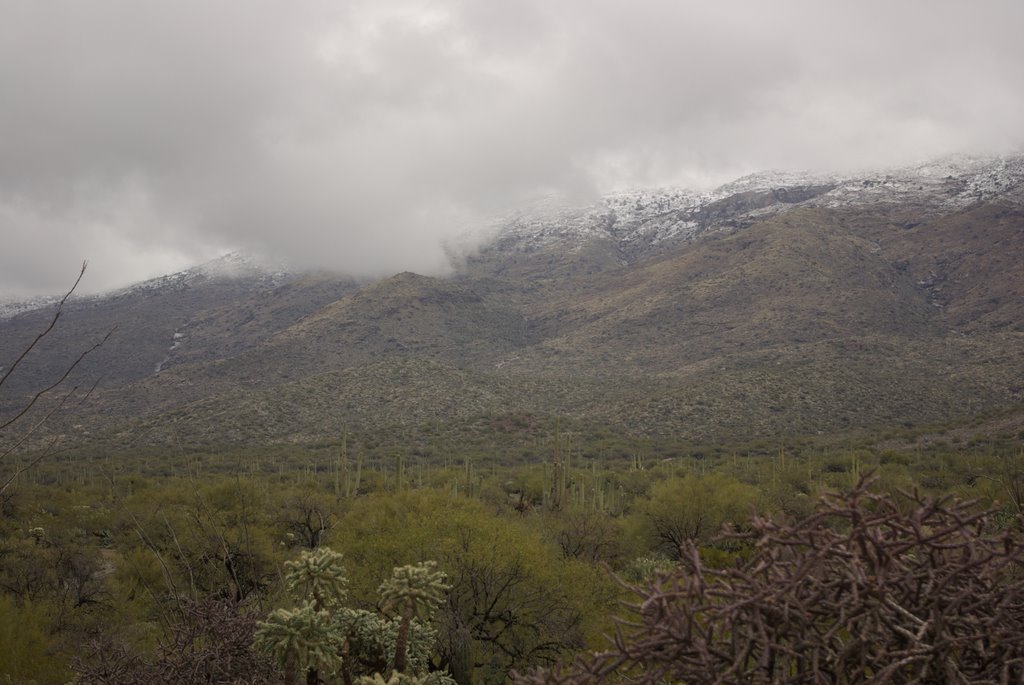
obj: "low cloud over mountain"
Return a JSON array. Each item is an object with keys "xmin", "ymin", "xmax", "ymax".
[{"xmin": 2, "ymin": 1, "xmax": 1023, "ymax": 296}]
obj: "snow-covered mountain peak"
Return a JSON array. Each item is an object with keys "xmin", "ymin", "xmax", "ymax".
[
  {"xmin": 487, "ymin": 186, "xmax": 710, "ymax": 259},
  {"xmin": 711, "ymin": 169, "xmax": 841, "ymax": 198},
  {"xmin": 0, "ymin": 294, "xmax": 63, "ymax": 321},
  {"xmin": 101, "ymin": 251, "xmax": 294, "ymax": 298},
  {"xmin": 0, "ymin": 252, "xmax": 295, "ymax": 321},
  {"xmin": 484, "ymin": 154, "xmax": 1024, "ymax": 261},
  {"xmin": 816, "ymin": 153, "xmax": 1024, "ymax": 211},
  {"xmin": 193, "ymin": 251, "xmax": 291, "ymax": 280}
]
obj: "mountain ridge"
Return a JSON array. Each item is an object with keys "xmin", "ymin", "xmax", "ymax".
[{"xmin": 2, "ymin": 154, "xmax": 1023, "ymax": 452}]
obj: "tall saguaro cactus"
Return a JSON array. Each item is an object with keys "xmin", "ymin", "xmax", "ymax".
[{"xmin": 378, "ymin": 561, "xmax": 451, "ymax": 674}]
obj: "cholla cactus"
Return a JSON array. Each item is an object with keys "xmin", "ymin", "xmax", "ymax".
[
  {"xmin": 258, "ymin": 550, "xmax": 452, "ymax": 685},
  {"xmin": 379, "ymin": 561, "xmax": 450, "ymax": 620},
  {"xmin": 356, "ymin": 671, "xmax": 422, "ymax": 685},
  {"xmin": 379, "ymin": 561, "xmax": 450, "ymax": 674},
  {"xmin": 335, "ymin": 607, "xmax": 440, "ymax": 677},
  {"xmin": 254, "ymin": 601, "xmax": 341, "ymax": 685},
  {"xmin": 285, "ymin": 546, "xmax": 349, "ymax": 610},
  {"xmin": 355, "ymin": 670, "xmax": 456, "ymax": 685}
]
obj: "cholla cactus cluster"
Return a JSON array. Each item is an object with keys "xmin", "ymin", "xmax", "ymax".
[
  {"xmin": 255, "ymin": 548, "xmax": 455, "ymax": 685},
  {"xmin": 284, "ymin": 547, "xmax": 349, "ymax": 610},
  {"xmin": 336, "ymin": 605, "xmax": 440, "ymax": 676},
  {"xmin": 255, "ymin": 601, "xmax": 341, "ymax": 679},
  {"xmin": 355, "ymin": 669, "xmax": 457, "ymax": 685},
  {"xmin": 379, "ymin": 561, "xmax": 452, "ymax": 675},
  {"xmin": 379, "ymin": 561, "xmax": 450, "ymax": 621}
]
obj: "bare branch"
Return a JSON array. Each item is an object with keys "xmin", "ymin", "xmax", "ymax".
[
  {"xmin": 0, "ymin": 376, "xmax": 102, "ymax": 495},
  {"xmin": 0, "ymin": 262, "xmax": 115, "ymax": 493},
  {"xmin": 0, "ymin": 325, "xmax": 115, "ymax": 435},
  {"xmin": 0, "ymin": 261, "xmax": 87, "ymax": 392}
]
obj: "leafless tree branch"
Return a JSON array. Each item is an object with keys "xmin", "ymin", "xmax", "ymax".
[
  {"xmin": 0, "ymin": 261, "xmax": 87, "ymax": 392},
  {"xmin": 0, "ymin": 325, "xmax": 114, "ymax": 435},
  {"xmin": 0, "ymin": 262, "xmax": 115, "ymax": 490}
]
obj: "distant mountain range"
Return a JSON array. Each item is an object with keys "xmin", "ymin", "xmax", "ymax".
[{"xmin": 2, "ymin": 154, "xmax": 1022, "ymax": 452}]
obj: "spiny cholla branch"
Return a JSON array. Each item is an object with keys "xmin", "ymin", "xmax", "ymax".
[{"xmin": 517, "ymin": 477, "xmax": 1024, "ymax": 684}]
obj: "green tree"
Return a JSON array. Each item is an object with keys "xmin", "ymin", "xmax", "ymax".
[
  {"xmin": 546, "ymin": 509, "xmax": 624, "ymax": 564},
  {"xmin": 331, "ymin": 491, "xmax": 617, "ymax": 684},
  {"xmin": 0, "ymin": 595, "xmax": 69, "ymax": 684},
  {"xmin": 630, "ymin": 473, "xmax": 758, "ymax": 559}
]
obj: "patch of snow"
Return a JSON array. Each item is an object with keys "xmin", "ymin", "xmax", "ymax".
[
  {"xmin": 0, "ymin": 294, "xmax": 67, "ymax": 321},
  {"xmin": 815, "ymin": 154, "xmax": 1024, "ymax": 212},
  {"xmin": 711, "ymin": 169, "xmax": 842, "ymax": 197},
  {"xmin": 489, "ymin": 186, "xmax": 721, "ymax": 259},
  {"xmin": 156, "ymin": 328, "xmax": 190, "ymax": 374},
  {"xmin": 99, "ymin": 251, "xmax": 294, "ymax": 301},
  {"xmin": 2, "ymin": 251, "xmax": 298, "ymax": 323}
]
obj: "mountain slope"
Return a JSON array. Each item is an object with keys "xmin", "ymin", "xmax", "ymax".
[
  {"xmin": 491, "ymin": 208, "xmax": 938, "ymax": 375},
  {"xmin": 0, "ymin": 259, "xmax": 358, "ymax": 411},
  {"xmin": 3, "ymin": 155, "xmax": 1023, "ymax": 450}
]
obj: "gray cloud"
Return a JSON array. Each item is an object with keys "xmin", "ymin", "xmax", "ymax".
[{"xmin": 2, "ymin": 0, "xmax": 1022, "ymax": 296}]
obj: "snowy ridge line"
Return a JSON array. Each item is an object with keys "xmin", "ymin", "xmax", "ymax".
[
  {"xmin": 0, "ymin": 295, "xmax": 64, "ymax": 321},
  {"xmin": 488, "ymin": 153, "xmax": 1024, "ymax": 258},
  {"xmin": 3, "ymin": 154, "xmax": 1022, "ymax": 318},
  {"xmin": 101, "ymin": 251, "xmax": 293, "ymax": 299},
  {"xmin": 0, "ymin": 251, "xmax": 294, "ymax": 321}
]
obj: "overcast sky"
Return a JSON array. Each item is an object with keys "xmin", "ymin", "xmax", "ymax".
[{"xmin": 2, "ymin": 0, "xmax": 1022, "ymax": 297}]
